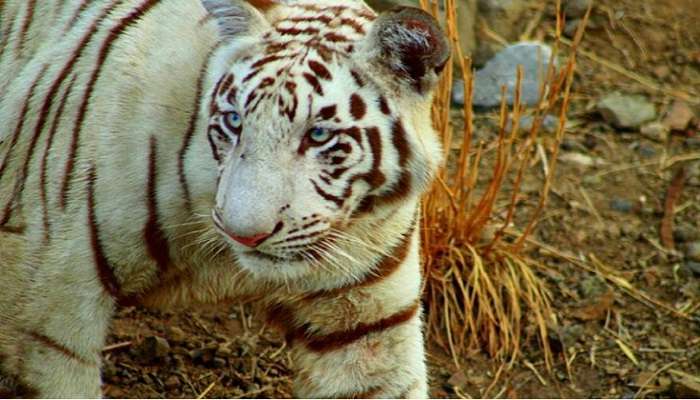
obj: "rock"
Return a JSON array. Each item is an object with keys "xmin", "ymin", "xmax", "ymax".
[
  {"xmin": 137, "ymin": 336, "xmax": 170, "ymax": 362},
  {"xmin": 477, "ymin": 0, "xmax": 529, "ymax": 48},
  {"xmin": 447, "ymin": 371, "xmax": 469, "ymax": 387},
  {"xmin": 674, "ymin": 225, "xmax": 700, "ymax": 243},
  {"xmin": 451, "ymin": 79, "xmax": 466, "ymax": 106},
  {"xmin": 653, "ymin": 65, "xmax": 672, "ymax": 80},
  {"xmin": 609, "ymin": 198, "xmax": 634, "ymax": 213},
  {"xmin": 469, "ymin": 42, "xmax": 555, "ymax": 108},
  {"xmin": 167, "ymin": 326, "xmax": 186, "ymax": 343},
  {"xmin": 579, "ymin": 276, "xmax": 606, "ymax": 298},
  {"xmin": 640, "ymin": 122, "xmax": 669, "ymax": 142},
  {"xmin": 596, "ymin": 93, "xmax": 656, "ymax": 130},
  {"xmin": 637, "ymin": 144, "xmax": 656, "ymax": 158},
  {"xmin": 564, "ymin": 18, "xmax": 581, "ymax": 38},
  {"xmin": 559, "ymin": 152, "xmax": 605, "ymax": 167},
  {"xmin": 475, "ymin": 0, "xmax": 530, "ymax": 64},
  {"xmin": 674, "ymin": 375, "xmax": 700, "ymax": 397},
  {"xmin": 685, "ymin": 261, "xmax": 700, "ymax": 276},
  {"xmin": 505, "ymin": 114, "xmax": 559, "ymax": 133},
  {"xmin": 663, "ymin": 100, "xmax": 695, "ymax": 131},
  {"xmin": 563, "ymin": 0, "xmax": 591, "ymax": 18},
  {"xmin": 164, "ymin": 375, "xmax": 181, "ymax": 391},
  {"xmin": 212, "ymin": 357, "xmax": 227, "ymax": 368},
  {"xmin": 684, "ymin": 241, "xmax": 700, "ymax": 262}
]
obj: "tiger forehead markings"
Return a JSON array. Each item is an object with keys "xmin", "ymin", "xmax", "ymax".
[{"xmin": 0, "ymin": 0, "xmax": 448, "ymax": 398}]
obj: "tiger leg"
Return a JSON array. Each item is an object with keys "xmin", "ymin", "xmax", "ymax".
[
  {"xmin": 1, "ymin": 257, "xmax": 113, "ymax": 398},
  {"xmin": 270, "ymin": 225, "xmax": 427, "ymax": 398}
]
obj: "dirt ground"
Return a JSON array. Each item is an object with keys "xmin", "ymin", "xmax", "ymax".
[{"xmin": 102, "ymin": 0, "xmax": 700, "ymax": 398}]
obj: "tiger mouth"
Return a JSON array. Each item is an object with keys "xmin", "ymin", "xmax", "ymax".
[
  {"xmin": 244, "ymin": 246, "xmax": 325, "ymax": 264},
  {"xmin": 244, "ymin": 250, "xmax": 303, "ymax": 263}
]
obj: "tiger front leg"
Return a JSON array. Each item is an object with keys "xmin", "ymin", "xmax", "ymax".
[
  {"xmin": 2, "ymin": 259, "xmax": 115, "ymax": 398},
  {"xmin": 269, "ymin": 228, "xmax": 428, "ymax": 398},
  {"xmin": 290, "ymin": 305, "xmax": 428, "ymax": 399}
]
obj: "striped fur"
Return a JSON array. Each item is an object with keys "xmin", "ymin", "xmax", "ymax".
[{"xmin": 0, "ymin": 0, "xmax": 448, "ymax": 397}]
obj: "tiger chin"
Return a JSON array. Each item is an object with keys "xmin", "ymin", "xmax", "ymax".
[{"xmin": 0, "ymin": 0, "xmax": 448, "ymax": 397}]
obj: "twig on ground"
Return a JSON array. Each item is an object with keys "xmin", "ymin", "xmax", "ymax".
[
  {"xmin": 660, "ymin": 166, "xmax": 687, "ymax": 250},
  {"xmin": 102, "ymin": 341, "xmax": 132, "ymax": 353},
  {"xmin": 554, "ymin": 35, "xmax": 700, "ymax": 103},
  {"xmin": 520, "ymin": 234, "xmax": 692, "ymax": 320},
  {"xmin": 482, "ymin": 362, "xmax": 506, "ymax": 398},
  {"xmin": 634, "ymin": 361, "xmax": 677, "ymax": 398},
  {"xmin": 196, "ymin": 380, "xmax": 217, "ymax": 399},
  {"xmin": 523, "ymin": 360, "xmax": 548, "ymax": 386}
]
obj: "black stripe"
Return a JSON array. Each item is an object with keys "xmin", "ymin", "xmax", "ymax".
[{"xmin": 178, "ymin": 42, "xmax": 221, "ymax": 213}]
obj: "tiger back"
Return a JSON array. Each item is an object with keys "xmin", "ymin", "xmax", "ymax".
[{"xmin": 0, "ymin": 0, "xmax": 448, "ymax": 397}]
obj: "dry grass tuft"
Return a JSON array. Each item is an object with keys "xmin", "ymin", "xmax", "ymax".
[{"xmin": 419, "ymin": 0, "xmax": 588, "ymax": 369}]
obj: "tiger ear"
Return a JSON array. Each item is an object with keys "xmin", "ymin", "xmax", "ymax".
[
  {"xmin": 360, "ymin": 7, "xmax": 450, "ymax": 96},
  {"xmin": 201, "ymin": 0, "xmax": 270, "ymax": 39}
]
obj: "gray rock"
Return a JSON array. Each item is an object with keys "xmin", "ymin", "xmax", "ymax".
[
  {"xmin": 505, "ymin": 114, "xmax": 559, "ymax": 133},
  {"xmin": 137, "ymin": 336, "xmax": 170, "ymax": 362},
  {"xmin": 610, "ymin": 198, "xmax": 634, "ymax": 213},
  {"xmin": 684, "ymin": 261, "xmax": 700, "ymax": 276},
  {"xmin": 640, "ymin": 122, "xmax": 669, "ymax": 142},
  {"xmin": 465, "ymin": 42, "xmax": 555, "ymax": 108},
  {"xmin": 476, "ymin": 0, "xmax": 530, "ymax": 64},
  {"xmin": 684, "ymin": 241, "xmax": 700, "ymax": 262},
  {"xmin": 674, "ymin": 225, "xmax": 700, "ymax": 243},
  {"xmin": 596, "ymin": 93, "xmax": 657, "ymax": 130},
  {"xmin": 564, "ymin": 18, "xmax": 582, "ymax": 38},
  {"xmin": 563, "ymin": 0, "xmax": 592, "ymax": 18},
  {"xmin": 579, "ymin": 276, "xmax": 606, "ymax": 298}
]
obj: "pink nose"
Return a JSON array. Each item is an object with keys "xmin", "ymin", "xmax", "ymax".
[{"xmin": 227, "ymin": 231, "xmax": 272, "ymax": 248}]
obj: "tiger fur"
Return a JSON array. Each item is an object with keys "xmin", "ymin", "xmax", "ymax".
[{"xmin": 0, "ymin": 0, "xmax": 449, "ymax": 397}]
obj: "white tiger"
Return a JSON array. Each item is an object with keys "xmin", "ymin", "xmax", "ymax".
[{"xmin": 0, "ymin": 0, "xmax": 448, "ymax": 397}]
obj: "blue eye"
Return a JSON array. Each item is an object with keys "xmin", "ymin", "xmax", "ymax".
[
  {"xmin": 226, "ymin": 111, "xmax": 241, "ymax": 128},
  {"xmin": 308, "ymin": 127, "xmax": 332, "ymax": 144}
]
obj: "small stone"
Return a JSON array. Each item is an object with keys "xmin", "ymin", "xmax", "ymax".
[
  {"xmin": 167, "ymin": 326, "xmax": 186, "ymax": 343},
  {"xmin": 137, "ymin": 336, "xmax": 170, "ymax": 362},
  {"xmin": 663, "ymin": 100, "xmax": 695, "ymax": 131},
  {"xmin": 477, "ymin": 0, "xmax": 529, "ymax": 46},
  {"xmin": 684, "ymin": 241, "xmax": 700, "ymax": 262},
  {"xmin": 640, "ymin": 122, "xmax": 669, "ymax": 142},
  {"xmin": 674, "ymin": 376, "xmax": 700, "ymax": 397},
  {"xmin": 164, "ymin": 375, "xmax": 181, "ymax": 391},
  {"xmin": 610, "ymin": 198, "xmax": 634, "ymax": 213},
  {"xmin": 583, "ymin": 133, "xmax": 597, "ymax": 150},
  {"xmin": 563, "ymin": 0, "xmax": 592, "ymax": 18},
  {"xmin": 638, "ymin": 145, "xmax": 656, "ymax": 158},
  {"xmin": 104, "ymin": 386, "xmax": 126, "ymax": 398},
  {"xmin": 685, "ymin": 261, "xmax": 700, "ymax": 276},
  {"xmin": 505, "ymin": 114, "xmax": 559, "ymax": 134},
  {"xmin": 596, "ymin": 92, "xmax": 656, "ymax": 130},
  {"xmin": 451, "ymin": 79, "xmax": 466, "ymax": 106},
  {"xmin": 674, "ymin": 225, "xmax": 700, "ymax": 243},
  {"xmin": 653, "ymin": 65, "xmax": 671, "ymax": 80},
  {"xmin": 217, "ymin": 343, "xmax": 233, "ymax": 357},
  {"xmin": 472, "ymin": 42, "xmax": 556, "ymax": 108},
  {"xmin": 212, "ymin": 357, "xmax": 227, "ymax": 368},
  {"xmin": 579, "ymin": 276, "xmax": 606, "ymax": 298},
  {"xmin": 606, "ymin": 225, "xmax": 621, "ymax": 239},
  {"xmin": 559, "ymin": 152, "xmax": 605, "ymax": 167},
  {"xmin": 564, "ymin": 19, "xmax": 581, "ymax": 38},
  {"xmin": 448, "ymin": 371, "xmax": 468, "ymax": 387}
]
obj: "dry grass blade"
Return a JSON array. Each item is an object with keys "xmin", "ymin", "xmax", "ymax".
[
  {"xmin": 196, "ymin": 380, "xmax": 217, "ymax": 399},
  {"xmin": 420, "ymin": 0, "xmax": 583, "ymax": 371}
]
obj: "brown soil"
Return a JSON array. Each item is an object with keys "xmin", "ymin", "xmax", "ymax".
[{"xmin": 103, "ymin": 0, "xmax": 700, "ymax": 398}]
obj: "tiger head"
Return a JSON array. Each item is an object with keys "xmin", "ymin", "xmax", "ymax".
[{"xmin": 202, "ymin": 0, "xmax": 449, "ymax": 283}]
